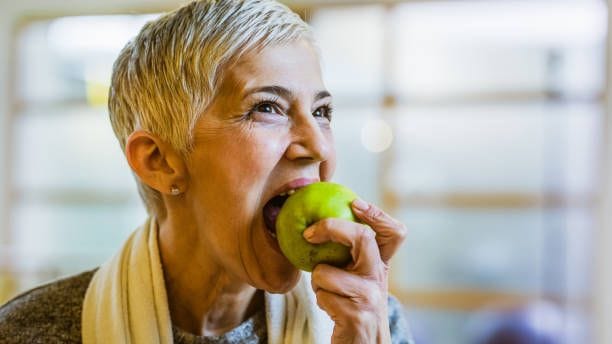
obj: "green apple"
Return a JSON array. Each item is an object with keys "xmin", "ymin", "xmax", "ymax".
[{"xmin": 276, "ymin": 182, "xmax": 359, "ymax": 272}]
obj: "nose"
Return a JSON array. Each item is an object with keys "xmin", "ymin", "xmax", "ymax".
[{"xmin": 285, "ymin": 116, "xmax": 331, "ymax": 163}]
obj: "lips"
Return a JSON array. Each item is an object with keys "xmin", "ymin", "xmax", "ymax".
[
  {"xmin": 263, "ymin": 194, "xmax": 289, "ymax": 237},
  {"xmin": 262, "ymin": 177, "xmax": 319, "ymax": 238}
]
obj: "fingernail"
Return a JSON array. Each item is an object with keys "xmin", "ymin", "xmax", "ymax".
[
  {"xmin": 353, "ymin": 198, "xmax": 368, "ymax": 211},
  {"xmin": 303, "ymin": 228, "xmax": 315, "ymax": 240}
]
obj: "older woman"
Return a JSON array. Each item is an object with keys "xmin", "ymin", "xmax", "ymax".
[{"xmin": 0, "ymin": 0, "xmax": 413, "ymax": 343}]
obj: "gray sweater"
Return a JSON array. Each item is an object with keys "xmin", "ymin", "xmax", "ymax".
[{"xmin": 0, "ymin": 270, "xmax": 414, "ymax": 343}]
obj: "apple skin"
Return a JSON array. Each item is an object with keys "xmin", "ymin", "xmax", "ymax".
[{"xmin": 276, "ymin": 182, "xmax": 359, "ymax": 272}]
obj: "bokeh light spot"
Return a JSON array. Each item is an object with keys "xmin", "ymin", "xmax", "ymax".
[{"xmin": 360, "ymin": 118, "xmax": 393, "ymax": 153}]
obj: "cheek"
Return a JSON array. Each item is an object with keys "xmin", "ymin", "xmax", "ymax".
[
  {"xmin": 203, "ymin": 131, "xmax": 287, "ymax": 214},
  {"xmin": 320, "ymin": 159, "xmax": 336, "ymax": 181},
  {"xmin": 321, "ymin": 131, "xmax": 336, "ymax": 181},
  {"xmin": 241, "ymin": 130, "xmax": 288, "ymax": 173},
  {"xmin": 210, "ymin": 128, "xmax": 287, "ymax": 176}
]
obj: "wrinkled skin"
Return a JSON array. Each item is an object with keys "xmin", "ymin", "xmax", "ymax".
[{"xmin": 125, "ymin": 40, "xmax": 407, "ymax": 342}]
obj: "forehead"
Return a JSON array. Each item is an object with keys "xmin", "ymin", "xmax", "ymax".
[{"xmin": 221, "ymin": 40, "xmax": 325, "ymax": 96}]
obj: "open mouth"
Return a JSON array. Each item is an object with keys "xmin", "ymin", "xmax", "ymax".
[{"xmin": 262, "ymin": 189, "xmax": 297, "ymax": 238}]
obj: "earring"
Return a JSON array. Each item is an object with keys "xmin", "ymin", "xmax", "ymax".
[{"xmin": 170, "ymin": 185, "xmax": 181, "ymax": 196}]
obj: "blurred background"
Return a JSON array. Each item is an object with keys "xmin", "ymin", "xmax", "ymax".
[{"xmin": 0, "ymin": 0, "xmax": 610, "ymax": 343}]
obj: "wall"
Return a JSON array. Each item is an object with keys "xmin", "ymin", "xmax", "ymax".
[
  {"xmin": 0, "ymin": 0, "xmax": 353, "ymax": 248},
  {"xmin": 595, "ymin": 1, "xmax": 612, "ymax": 342},
  {"xmin": 0, "ymin": 0, "xmax": 185, "ymax": 264},
  {"xmin": 0, "ymin": 5, "xmax": 11, "ymax": 250},
  {"xmin": 0, "ymin": 1, "xmax": 609, "ymax": 343}
]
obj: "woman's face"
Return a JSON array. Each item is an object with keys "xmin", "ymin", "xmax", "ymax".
[{"xmin": 185, "ymin": 40, "xmax": 335, "ymax": 292}]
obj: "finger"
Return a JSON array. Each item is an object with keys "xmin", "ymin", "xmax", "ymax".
[
  {"xmin": 315, "ymin": 289, "xmax": 378, "ymax": 332},
  {"xmin": 303, "ymin": 218, "xmax": 381, "ymax": 273},
  {"xmin": 311, "ymin": 264, "xmax": 385, "ymax": 300},
  {"xmin": 303, "ymin": 218, "xmax": 359, "ymax": 245},
  {"xmin": 351, "ymin": 199, "xmax": 407, "ymax": 263},
  {"xmin": 314, "ymin": 288, "xmax": 351, "ymax": 320},
  {"xmin": 311, "ymin": 263, "xmax": 362, "ymax": 296}
]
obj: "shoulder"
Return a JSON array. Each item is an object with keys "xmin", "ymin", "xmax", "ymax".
[
  {"xmin": 0, "ymin": 269, "xmax": 96, "ymax": 344},
  {"xmin": 388, "ymin": 294, "xmax": 416, "ymax": 344}
]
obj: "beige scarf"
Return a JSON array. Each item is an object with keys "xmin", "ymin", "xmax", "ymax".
[{"xmin": 82, "ymin": 217, "xmax": 333, "ymax": 344}]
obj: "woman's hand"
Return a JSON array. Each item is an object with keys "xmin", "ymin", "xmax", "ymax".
[{"xmin": 303, "ymin": 199, "xmax": 407, "ymax": 344}]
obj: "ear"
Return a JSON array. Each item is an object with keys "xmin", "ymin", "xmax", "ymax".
[{"xmin": 125, "ymin": 130, "xmax": 188, "ymax": 195}]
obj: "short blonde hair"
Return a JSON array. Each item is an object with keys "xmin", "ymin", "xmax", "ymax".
[{"xmin": 109, "ymin": 0, "xmax": 313, "ymax": 215}]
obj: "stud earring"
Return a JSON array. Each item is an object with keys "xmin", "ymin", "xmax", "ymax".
[{"xmin": 170, "ymin": 185, "xmax": 181, "ymax": 196}]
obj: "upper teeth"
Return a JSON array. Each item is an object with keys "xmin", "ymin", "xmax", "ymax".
[{"xmin": 279, "ymin": 189, "xmax": 296, "ymax": 197}]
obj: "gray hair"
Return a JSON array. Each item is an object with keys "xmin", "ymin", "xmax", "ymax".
[{"xmin": 108, "ymin": 0, "xmax": 314, "ymax": 215}]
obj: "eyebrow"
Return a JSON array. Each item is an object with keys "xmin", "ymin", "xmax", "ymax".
[{"xmin": 243, "ymin": 85, "xmax": 332, "ymax": 102}]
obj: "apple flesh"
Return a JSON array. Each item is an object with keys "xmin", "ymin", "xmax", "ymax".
[{"xmin": 275, "ymin": 182, "xmax": 358, "ymax": 272}]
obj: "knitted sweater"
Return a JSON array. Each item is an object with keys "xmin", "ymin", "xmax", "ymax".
[{"xmin": 0, "ymin": 270, "xmax": 413, "ymax": 343}]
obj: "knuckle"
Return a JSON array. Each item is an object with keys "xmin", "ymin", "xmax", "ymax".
[
  {"xmin": 357, "ymin": 225, "xmax": 375, "ymax": 241},
  {"xmin": 366, "ymin": 205, "xmax": 384, "ymax": 220},
  {"xmin": 361, "ymin": 283, "xmax": 383, "ymax": 305},
  {"xmin": 312, "ymin": 265, "xmax": 324, "ymax": 281},
  {"xmin": 360, "ymin": 291, "xmax": 375, "ymax": 306},
  {"xmin": 321, "ymin": 218, "xmax": 338, "ymax": 230},
  {"xmin": 368, "ymin": 264, "xmax": 389, "ymax": 284},
  {"xmin": 351, "ymin": 310, "xmax": 375, "ymax": 327},
  {"xmin": 397, "ymin": 223, "xmax": 408, "ymax": 241}
]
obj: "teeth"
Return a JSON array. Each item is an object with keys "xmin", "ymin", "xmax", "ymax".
[{"xmin": 278, "ymin": 189, "xmax": 297, "ymax": 197}]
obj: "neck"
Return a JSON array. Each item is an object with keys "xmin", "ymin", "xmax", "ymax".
[{"xmin": 158, "ymin": 213, "xmax": 263, "ymax": 336}]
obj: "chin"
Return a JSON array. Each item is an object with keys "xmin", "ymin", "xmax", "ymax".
[{"xmin": 258, "ymin": 267, "xmax": 302, "ymax": 294}]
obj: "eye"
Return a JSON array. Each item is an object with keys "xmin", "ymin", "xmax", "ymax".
[
  {"xmin": 313, "ymin": 105, "xmax": 333, "ymax": 121},
  {"xmin": 254, "ymin": 102, "xmax": 277, "ymax": 114},
  {"xmin": 243, "ymin": 98, "xmax": 287, "ymax": 123}
]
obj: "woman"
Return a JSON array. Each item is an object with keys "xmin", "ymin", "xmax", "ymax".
[{"xmin": 0, "ymin": 0, "xmax": 413, "ymax": 343}]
